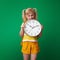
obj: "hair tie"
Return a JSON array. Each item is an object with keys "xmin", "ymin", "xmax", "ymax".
[{"xmin": 33, "ymin": 8, "xmax": 37, "ymax": 12}]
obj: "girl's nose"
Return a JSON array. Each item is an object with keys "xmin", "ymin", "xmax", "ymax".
[{"xmin": 30, "ymin": 16, "xmax": 32, "ymax": 18}]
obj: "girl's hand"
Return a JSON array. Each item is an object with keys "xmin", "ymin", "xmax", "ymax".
[
  {"xmin": 19, "ymin": 23, "xmax": 26, "ymax": 37},
  {"xmin": 41, "ymin": 25, "xmax": 43, "ymax": 30},
  {"xmin": 22, "ymin": 24, "xmax": 25, "ymax": 28},
  {"xmin": 22, "ymin": 23, "xmax": 26, "ymax": 28},
  {"xmin": 37, "ymin": 25, "xmax": 43, "ymax": 38}
]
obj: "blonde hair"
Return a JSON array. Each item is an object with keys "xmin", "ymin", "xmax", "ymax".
[{"xmin": 22, "ymin": 8, "xmax": 37, "ymax": 23}]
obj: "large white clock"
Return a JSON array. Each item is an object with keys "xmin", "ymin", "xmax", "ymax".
[{"xmin": 24, "ymin": 19, "xmax": 42, "ymax": 37}]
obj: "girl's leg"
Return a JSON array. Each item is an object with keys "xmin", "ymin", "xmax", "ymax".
[
  {"xmin": 31, "ymin": 54, "xmax": 37, "ymax": 60},
  {"xmin": 23, "ymin": 54, "xmax": 30, "ymax": 60}
]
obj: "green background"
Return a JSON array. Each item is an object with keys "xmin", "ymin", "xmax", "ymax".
[{"xmin": 0, "ymin": 0, "xmax": 60, "ymax": 60}]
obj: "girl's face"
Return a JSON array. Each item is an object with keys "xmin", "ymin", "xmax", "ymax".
[{"xmin": 26, "ymin": 12, "xmax": 35, "ymax": 20}]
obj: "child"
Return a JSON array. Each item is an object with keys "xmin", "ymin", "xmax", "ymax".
[{"xmin": 19, "ymin": 8, "xmax": 43, "ymax": 60}]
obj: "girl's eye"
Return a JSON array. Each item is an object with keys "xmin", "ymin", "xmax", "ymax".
[
  {"xmin": 28, "ymin": 15, "xmax": 33, "ymax": 17},
  {"xmin": 28, "ymin": 15, "xmax": 30, "ymax": 17}
]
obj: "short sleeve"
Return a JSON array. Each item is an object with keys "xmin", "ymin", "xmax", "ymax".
[
  {"xmin": 19, "ymin": 23, "xmax": 24, "ymax": 34},
  {"xmin": 21, "ymin": 23, "xmax": 24, "ymax": 27}
]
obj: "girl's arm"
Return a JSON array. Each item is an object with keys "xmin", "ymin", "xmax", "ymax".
[
  {"xmin": 19, "ymin": 27, "xmax": 24, "ymax": 38},
  {"xmin": 19, "ymin": 23, "xmax": 25, "ymax": 38},
  {"xmin": 19, "ymin": 27, "xmax": 24, "ymax": 46}
]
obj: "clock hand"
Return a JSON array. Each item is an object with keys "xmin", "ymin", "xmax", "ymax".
[
  {"xmin": 27, "ymin": 23, "xmax": 33, "ymax": 28},
  {"xmin": 32, "ymin": 25, "xmax": 39, "ymax": 29}
]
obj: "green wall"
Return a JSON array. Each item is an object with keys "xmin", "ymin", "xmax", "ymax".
[{"xmin": 0, "ymin": 0, "xmax": 60, "ymax": 60}]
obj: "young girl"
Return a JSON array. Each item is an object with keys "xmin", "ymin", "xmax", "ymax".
[{"xmin": 19, "ymin": 8, "xmax": 43, "ymax": 60}]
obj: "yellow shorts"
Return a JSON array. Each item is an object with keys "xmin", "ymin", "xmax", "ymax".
[{"xmin": 21, "ymin": 42, "xmax": 40, "ymax": 54}]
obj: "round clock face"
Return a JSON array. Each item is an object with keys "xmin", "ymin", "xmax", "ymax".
[{"xmin": 24, "ymin": 19, "xmax": 42, "ymax": 36}]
